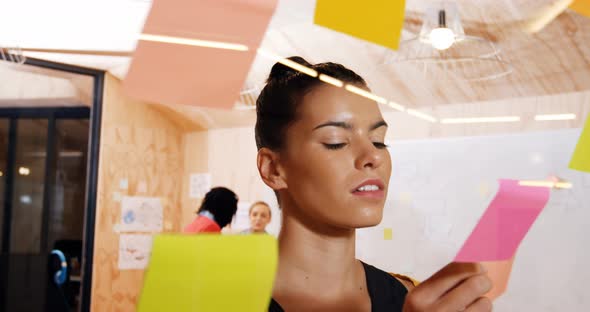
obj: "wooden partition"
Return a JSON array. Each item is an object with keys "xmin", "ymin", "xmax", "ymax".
[{"xmin": 90, "ymin": 74, "xmax": 206, "ymax": 311}]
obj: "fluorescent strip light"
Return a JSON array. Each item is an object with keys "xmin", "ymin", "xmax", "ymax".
[
  {"xmin": 257, "ymin": 48, "xmax": 318, "ymax": 77},
  {"xmin": 519, "ymin": 180, "xmax": 572, "ymax": 189},
  {"xmin": 344, "ymin": 85, "xmax": 387, "ymax": 104},
  {"xmin": 534, "ymin": 113, "xmax": 576, "ymax": 121},
  {"xmin": 440, "ymin": 116, "xmax": 520, "ymax": 124},
  {"xmin": 318, "ymin": 74, "xmax": 343, "ymax": 87},
  {"xmin": 139, "ymin": 33, "xmax": 248, "ymax": 51},
  {"xmin": 234, "ymin": 105, "xmax": 256, "ymax": 111},
  {"xmin": 406, "ymin": 109, "xmax": 437, "ymax": 123},
  {"xmin": 387, "ymin": 101, "xmax": 405, "ymax": 112}
]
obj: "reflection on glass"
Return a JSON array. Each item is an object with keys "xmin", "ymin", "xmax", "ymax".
[
  {"xmin": 10, "ymin": 119, "xmax": 47, "ymax": 254},
  {"xmin": 48, "ymin": 119, "xmax": 89, "ymax": 255},
  {"xmin": 0, "ymin": 119, "xmax": 8, "ymax": 246}
]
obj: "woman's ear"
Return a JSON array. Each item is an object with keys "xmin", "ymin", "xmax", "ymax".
[{"xmin": 257, "ymin": 148, "xmax": 287, "ymax": 191}]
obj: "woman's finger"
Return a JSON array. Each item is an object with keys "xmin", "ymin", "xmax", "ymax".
[
  {"xmin": 411, "ymin": 262, "xmax": 486, "ymax": 303},
  {"xmin": 436, "ymin": 274, "xmax": 492, "ymax": 311},
  {"xmin": 464, "ymin": 296, "xmax": 493, "ymax": 312}
]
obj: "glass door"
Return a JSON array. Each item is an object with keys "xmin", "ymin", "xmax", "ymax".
[{"xmin": 0, "ymin": 109, "xmax": 89, "ymax": 312}]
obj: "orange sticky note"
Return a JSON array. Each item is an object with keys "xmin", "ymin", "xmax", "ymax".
[
  {"xmin": 571, "ymin": 0, "xmax": 590, "ymax": 17},
  {"xmin": 124, "ymin": 0, "xmax": 278, "ymax": 109},
  {"xmin": 313, "ymin": 0, "xmax": 406, "ymax": 50},
  {"xmin": 482, "ymin": 257, "xmax": 515, "ymax": 300}
]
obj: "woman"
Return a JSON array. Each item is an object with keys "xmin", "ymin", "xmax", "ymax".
[
  {"xmin": 255, "ymin": 57, "xmax": 493, "ymax": 311},
  {"xmin": 241, "ymin": 201, "xmax": 272, "ymax": 234},
  {"xmin": 184, "ymin": 187, "xmax": 238, "ymax": 233}
]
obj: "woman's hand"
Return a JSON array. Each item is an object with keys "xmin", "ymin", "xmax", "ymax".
[{"xmin": 403, "ymin": 262, "xmax": 493, "ymax": 312}]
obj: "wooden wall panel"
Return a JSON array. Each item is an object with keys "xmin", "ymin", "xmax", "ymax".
[
  {"xmin": 91, "ymin": 74, "xmax": 187, "ymax": 312},
  {"xmin": 180, "ymin": 131, "xmax": 208, "ymax": 226}
]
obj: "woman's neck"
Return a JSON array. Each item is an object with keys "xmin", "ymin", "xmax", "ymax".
[{"xmin": 273, "ymin": 206, "xmax": 362, "ymax": 298}]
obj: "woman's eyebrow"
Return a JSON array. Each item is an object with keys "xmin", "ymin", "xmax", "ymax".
[
  {"xmin": 370, "ymin": 120, "xmax": 388, "ymax": 131},
  {"xmin": 313, "ymin": 121, "xmax": 353, "ymax": 131}
]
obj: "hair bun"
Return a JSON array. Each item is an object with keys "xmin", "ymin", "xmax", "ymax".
[{"xmin": 267, "ymin": 56, "xmax": 312, "ymax": 83}]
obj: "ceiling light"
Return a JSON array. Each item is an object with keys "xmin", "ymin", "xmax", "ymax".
[
  {"xmin": 257, "ymin": 48, "xmax": 318, "ymax": 77},
  {"xmin": 406, "ymin": 109, "xmax": 438, "ymax": 123},
  {"xmin": 20, "ymin": 195, "xmax": 32, "ymax": 204},
  {"xmin": 534, "ymin": 114, "xmax": 576, "ymax": 121},
  {"xmin": 429, "ymin": 27, "xmax": 455, "ymax": 50},
  {"xmin": 385, "ymin": 2, "xmax": 512, "ymax": 81},
  {"xmin": 387, "ymin": 101, "xmax": 405, "ymax": 112},
  {"xmin": 139, "ymin": 33, "xmax": 249, "ymax": 51},
  {"xmin": 18, "ymin": 167, "xmax": 30, "ymax": 176},
  {"xmin": 319, "ymin": 74, "xmax": 343, "ymax": 87},
  {"xmin": 428, "ymin": 10, "xmax": 455, "ymax": 50},
  {"xmin": 441, "ymin": 116, "xmax": 520, "ymax": 124},
  {"xmin": 344, "ymin": 85, "xmax": 388, "ymax": 104},
  {"xmin": 519, "ymin": 180, "xmax": 572, "ymax": 189}
]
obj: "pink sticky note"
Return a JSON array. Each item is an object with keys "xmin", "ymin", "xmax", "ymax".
[
  {"xmin": 124, "ymin": 0, "xmax": 278, "ymax": 109},
  {"xmin": 455, "ymin": 179, "xmax": 550, "ymax": 262}
]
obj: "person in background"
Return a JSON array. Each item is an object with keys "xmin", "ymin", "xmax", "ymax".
[
  {"xmin": 255, "ymin": 57, "xmax": 493, "ymax": 312},
  {"xmin": 241, "ymin": 201, "xmax": 272, "ymax": 234},
  {"xmin": 184, "ymin": 187, "xmax": 238, "ymax": 233}
]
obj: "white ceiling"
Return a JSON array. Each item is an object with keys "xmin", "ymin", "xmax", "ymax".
[{"xmin": 1, "ymin": 0, "xmax": 590, "ymax": 115}]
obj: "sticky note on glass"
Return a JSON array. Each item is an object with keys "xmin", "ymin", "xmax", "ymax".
[
  {"xmin": 569, "ymin": 112, "xmax": 590, "ymax": 173},
  {"xmin": 137, "ymin": 235, "xmax": 278, "ymax": 312},
  {"xmin": 571, "ymin": 0, "xmax": 590, "ymax": 17},
  {"xmin": 313, "ymin": 0, "xmax": 406, "ymax": 50},
  {"xmin": 124, "ymin": 0, "xmax": 278, "ymax": 109},
  {"xmin": 481, "ymin": 257, "xmax": 515, "ymax": 300},
  {"xmin": 455, "ymin": 179, "xmax": 550, "ymax": 262},
  {"xmin": 383, "ymin": 228, "xmax": 393, "ymax": 240}
]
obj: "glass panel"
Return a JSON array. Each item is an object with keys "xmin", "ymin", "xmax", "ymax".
[
  {"xmin": 10, "ymin": 119, "xmax": 48, "ymax": 254},
  {"xmin": 0, "ymin": 119, "xmax": 8, "ymax": 246},
  {"xmin": 48, "ymin": 119, "xmax": 89, "ymax": 277}
]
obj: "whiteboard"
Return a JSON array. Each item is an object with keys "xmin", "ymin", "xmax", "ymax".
[{"xmin": 356, "ymin": 128, "xmax": 590, "ymax": 311}]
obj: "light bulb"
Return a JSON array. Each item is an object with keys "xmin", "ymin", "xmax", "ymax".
[{"xmin": 429, "ymin": 27, "xmax": 455, "ymax": 50}]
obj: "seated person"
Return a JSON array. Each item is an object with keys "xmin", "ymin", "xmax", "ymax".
[
  {"xmin": 184, "ymin": 187, "xmax": 238, "ymax": 233},
  {"xmin": 255, "ymin": 57, "xmax": 493, "ymax": 312},
  {"xmin": 240, "ymin": 201, "xmax": 272, "ymax": 234}
]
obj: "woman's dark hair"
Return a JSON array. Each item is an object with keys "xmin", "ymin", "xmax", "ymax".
[
  {"xmin": 255, "ymin": 56, "xmax": 367, "ymax": 151},
  {"xmin": 197, "ymin": 187, "xmax": 238, "ymax": 228}
]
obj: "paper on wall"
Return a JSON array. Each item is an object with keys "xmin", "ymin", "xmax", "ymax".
[
  {"xmin": 120, "ymin": 196, "xmax": 163, "ymax": 232},
  {"xmin": 118, "ymin": 234, "xmax": 153, "ymax": 270},
  {"xmin": 231, "ymin": 201, "xmax": 251, "ymax": 232},
  {"xmin": 189, "ymin": 173, "xmax": 211, "ymax": 199}
]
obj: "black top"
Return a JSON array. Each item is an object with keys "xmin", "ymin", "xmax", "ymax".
[{"xmin": 268, "ymin": 262, "xmax": 408, "ymax": 312}]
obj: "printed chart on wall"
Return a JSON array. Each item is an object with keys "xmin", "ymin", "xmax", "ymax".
[
  {"xmin": 117, "ymin": 196, "xmax": 163, "ymax": 270},
  {"xmin": 119, "ymin": 196, "xmax": 163, "ymax": 232},
  {"xmin": 119, "ymin": 234, "xmax": 154, "ymax": 270}
]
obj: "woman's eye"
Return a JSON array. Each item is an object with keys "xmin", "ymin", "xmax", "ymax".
[
  {"xmin": 322, "ymin": 143, "xmax": 347, "ymax": 150},
  {"xmin": 373, "ymin": 142, "xmax": 388, "ymax": 149}
]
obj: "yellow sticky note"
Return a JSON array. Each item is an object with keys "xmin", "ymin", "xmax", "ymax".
[
  {"xmin": 383, "ymin": 228, "xmax": 393, "ymax": 240},
  {"xmin": 138, "ymin": 235, "xmax": 278, "ymax": 312},
  {"xmin": 314, "ymin": 0, "xmax": 406, "ymax": 50},
  {"xmin": 569, "ymin": 113, "xmax": 590, "ymax": 173},
  {"xmin": 571, "ymin": 0, "xmax": 590, "ymax": 17}
]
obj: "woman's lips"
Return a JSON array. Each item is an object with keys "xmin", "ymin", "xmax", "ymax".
[{"xmin": 351, "ymin": 178, "xmax": 385, "ymax": 199}]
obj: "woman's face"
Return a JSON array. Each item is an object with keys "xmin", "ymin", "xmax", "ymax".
[
  {"xmin": 279, "ymin": 84, "xmax": 391, "ymax": 230},
  {"xmin": 249, "ymin": 204, "xmax": 271, "ymax": 232}
]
